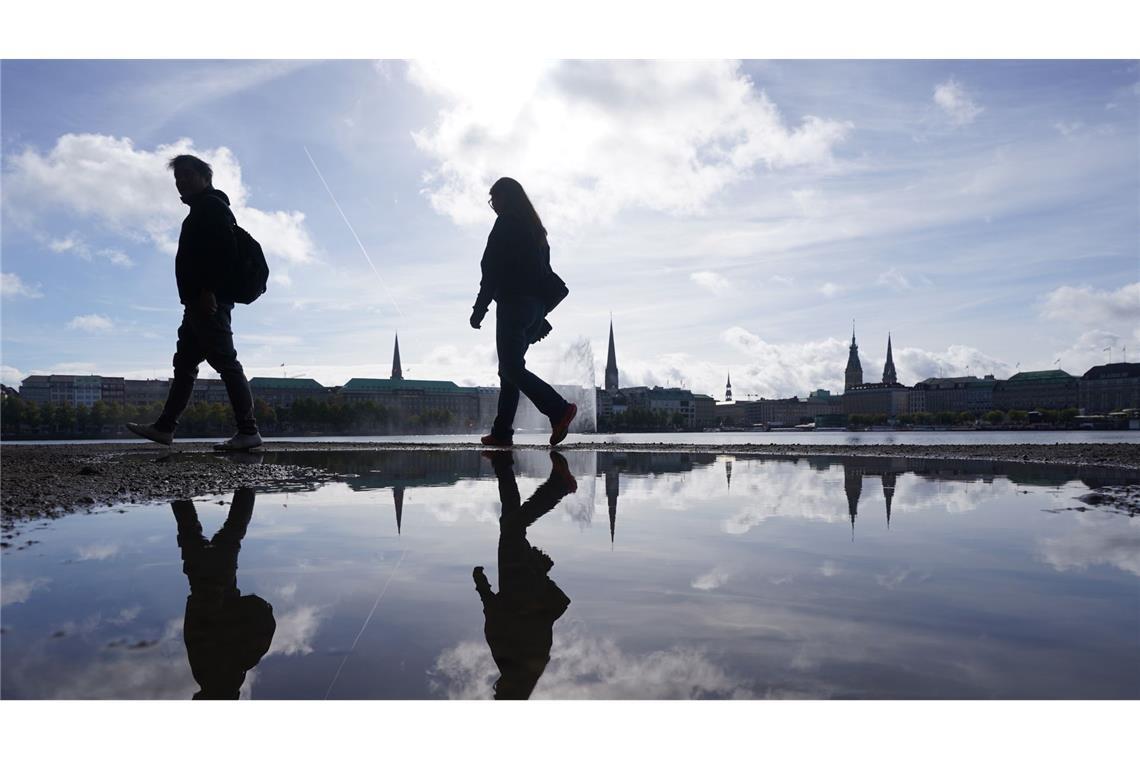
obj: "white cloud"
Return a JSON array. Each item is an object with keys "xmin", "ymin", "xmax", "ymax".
[
  {"xmin": 67, "ymin": 314, "xmax": 114, "ymax": 332},
  {"xmin": 1041, "ymin": 282, "xmax": 1140, "ymax": 326},
  {"xmin": 820, "ymin": 561, "xmax": 841, "ymax": 577},
  {"xmin": 722, "ymin": 328, "xmax": 850, "ymax": 398},
  {"xmin": 265, "ymin": 605, "xmax": 324, "ymax": 657},
  {"xmin": 47, "ymin": 235, "xmax": 133, "ymax": 267},
  {"xmin": 895, "ymin": 345, "xmax": 1012, "ymax": 383},
  {"xmin": 1, "ymin": 577, "xmax": 51, "ymax": 606},
  {"xmin": 1039, "ymin": 515, "xmax": 1140, "ymax": 577},
  {"xmin": 818, "ymin": 282, "xmax": 843, "ymax": 298},
  {"xmin": 934, "ymin": 78, "xmax": 983, "ymax": 125},
  {"xmin": 408, "ymin": 60, "xmax": 852, "ymax": 229},
  {"xmin": 5, "ymin": 133, "xmax": 316, "ymax": 263},
  {"xmin": 692, "ymin": 567, "xmax": 732, "ymax": 591},
  {"xmin": 75, "ymin": 543, "xmax": 120, "ymax": 561},
  {"xmin": 1, "ymin": 272, "xmax": 43, "ymax": 298},
  {"xmin": 877, "ymin": 267, "xmax": 930, "ymax": 291},
  {"xmin": 1, "ymin": 365, "xmax": 24, "ymax": 386},
  {"xmin": 690, "ymin": 271, "xmax": 733, "ymax": 295},
  {"xmin": 1055, "ymin": 329, "xmax": 1139, "ymax": 375},
  {"xmin": 430, "ymin": 623, "xmax": 753, "ymax": 699},
  {"xmin": 1053, "ymin": 121, "xmax": 1084, "ymax": 137}
]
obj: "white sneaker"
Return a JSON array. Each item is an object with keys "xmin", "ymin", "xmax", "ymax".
[
  {"xmin": 213, "ymin": 432, "xmax": 263, "ymax": 451},
  {"xmin": 126, "ymin": 422, "xmax": 173, "ymax": 446}
]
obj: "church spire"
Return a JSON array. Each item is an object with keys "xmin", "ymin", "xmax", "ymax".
[
  {"xmin": 725, "ymin": 372, "xmax": 733, "ymax": 402},
  {"xmin": 391, "ymin": 333, "xmax": 403, "ymax": 380},
  {"xmin": 605, "ymin": 317, "xmax": 619, "ymax": 392},
  {"xmin": 844, "ymin": 322, "xmax": 863, "ymax": 390},
  {"xmin": 882, "ymin": 333, "xmax": 897, "ymax": 385}
]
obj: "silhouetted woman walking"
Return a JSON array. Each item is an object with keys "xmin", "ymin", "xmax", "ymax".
[{"xmin": 470, "ymin": 177, "xmax": 577, "ymax": 446}]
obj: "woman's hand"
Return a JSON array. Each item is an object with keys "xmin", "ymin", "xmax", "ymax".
[{"xmin": 470, "ymin": 307, "xmax": 485, "ymax": 329}]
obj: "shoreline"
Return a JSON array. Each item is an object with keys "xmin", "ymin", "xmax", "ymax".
[{"xmin": 3, "ymin": 442, "xmax": 1138, "ymax": 537}]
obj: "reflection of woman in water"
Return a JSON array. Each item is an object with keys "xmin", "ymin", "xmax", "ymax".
[
  {"xmin": 474, "ymin": 451, "xmax": 577, "ymax": 699},
  {"xmin": 172, "ymin": 487, "xmax": 275, "ymax": 699},
  {"xmin": 469, "ymin": 177, "xmax": 577, "ymax": 447}
]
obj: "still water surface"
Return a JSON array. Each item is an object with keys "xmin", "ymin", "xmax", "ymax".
[
  {"xmin": 2, "ymin": 449, "xmax": 1137, "ymax": 699},
  {"xmin": 7, "ymin": 430, "xmax": 1139, "ymax": 446}
]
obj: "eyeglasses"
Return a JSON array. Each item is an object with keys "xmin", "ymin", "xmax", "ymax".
[{"xmin": 487, "ymin": 198, "xmax": 495, "ymax": 209}]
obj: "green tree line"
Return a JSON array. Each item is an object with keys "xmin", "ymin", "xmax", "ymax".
[{"xmin": 0, "ymin": 396, "xmax": 466, "ymax": 439}]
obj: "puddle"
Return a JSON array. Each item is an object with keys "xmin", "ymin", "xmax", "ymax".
[{"xmin": 2, "ymin": 450, "xmax": 1138, "ymax": 699}]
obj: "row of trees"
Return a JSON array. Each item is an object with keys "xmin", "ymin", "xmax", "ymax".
[
  {"xmin": 0, "ymin": 396, "xmax": 465, "ymax": 439},
  {"xmin": 601, "ymin": 407, "xmax": 689, "ymax": 432}
]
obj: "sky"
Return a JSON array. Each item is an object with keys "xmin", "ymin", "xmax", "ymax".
[{"xmin": 2, "ymin": 59, "xmax": 1138, "ymax": 400}]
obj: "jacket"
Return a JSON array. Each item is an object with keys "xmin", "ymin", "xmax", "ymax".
[
  {"xmin": 473, "ymin": 213, "xmax": 551, "ymax": 315},
  {"xmin": 175, "ymin": 187, "xmax": 238, "ymax": 305}
]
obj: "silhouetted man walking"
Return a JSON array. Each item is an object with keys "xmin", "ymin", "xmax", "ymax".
[{"xmin": 127, "ymin": 154, "xmax": 261, "ymax": 450}]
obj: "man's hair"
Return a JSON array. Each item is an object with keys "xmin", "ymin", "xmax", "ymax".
[{"xmin": 167, "ymin": 154, "xmax": 213, "ymax": 183}]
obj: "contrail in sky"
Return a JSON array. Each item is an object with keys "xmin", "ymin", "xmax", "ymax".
[{"xmin": 303, "ymin": 145, "xmax": 404, "ymax": 321}]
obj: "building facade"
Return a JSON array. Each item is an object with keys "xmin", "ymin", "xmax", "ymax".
[
  {"xmin": 992, "ymin": 370, "xmax": 1079, "ymax": 411},
  {"xmin": 249, "ymin": 377, "xmax": 330, "ymax": 409},
  {"xmin": 1079, "ymin": 362, "xmax": 1140, "ymax": 414},
  {"xmin": 340, "ymin": 378, "xmax": 482, "ymax": 427}
]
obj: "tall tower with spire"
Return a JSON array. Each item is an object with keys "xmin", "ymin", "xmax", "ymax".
[
  {"xmin": 725, "ymin": 373, "xmax": 733, "ymax": 402},
  {"xmin": 391, "ymin": 333, "xmax": 403, "ymax": 380},
  {"xmin": 605, "ymin": 319, "xmax": 619, "ymax": 392},
  {"xmin": 844, "ymin": 324, "xmax": 863, "ymax": 390},
  {"xmin": 882, "ymin": 333, "xmax": 897, "ymax": 385}
]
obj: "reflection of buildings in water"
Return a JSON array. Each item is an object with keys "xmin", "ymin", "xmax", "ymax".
[
  {"xmin": 393, "ymin": 486, "xmax": 405, "ymax": 534},
  {"xmin": 605, "ymin": 467, "xmax": 619, "ymax": 544},
  {"xmin": 880, "ymin": 469, "xmax": 898, "ymax": 528},
  {"xmin": 725, "ymin": 458, "xmax": 733, "ymax": 492},
  {"xmin": 843, "ymin": 463, "xmax": 863, "ymax": 538}
]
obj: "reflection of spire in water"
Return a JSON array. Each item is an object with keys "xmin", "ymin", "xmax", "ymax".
[
  {"xmin": 881, "ymin": 472, "xmax": 896, "ymax": 529},
  {"xmin": 393, "ymin": 486, "xmax": 405, "ymax": 535},
  {"xmin": 844, "ymin": 464, "xmax": 863, "ymax": 540},
  {"xmin": 605, "ymin": 468, "xmax": 619, "ymax": 545},
  {"xmin": 725, "ymin": 458, "xmax": 733, "ymax": 492}
]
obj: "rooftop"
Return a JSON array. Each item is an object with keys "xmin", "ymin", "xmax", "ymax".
[
  {"xmin": 249, "ymin": 377, "xmax": 327, "ymax": 390},
  {"xmin": 342, "ymin": 378, "xmax": 470, "ymax": 394}
]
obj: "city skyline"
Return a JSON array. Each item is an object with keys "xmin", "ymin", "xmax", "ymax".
[
  {"xmin": 2, "ymin": 60, "xmax": 1137, "ymax": 401},
  {"xmin": 8, "ymin": 324, "xmax": 1129, "ymax": 401}
]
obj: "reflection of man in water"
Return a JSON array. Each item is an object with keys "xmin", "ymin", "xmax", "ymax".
[
  {"xmin": 474, "ymin": 451, "xmax": 576, "ymax": 699},
  {"xmin": 172, "ymin": 487, "xmax": 276, "ymax": 699}
]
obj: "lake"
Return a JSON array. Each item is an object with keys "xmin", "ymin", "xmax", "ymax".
[{"xmin": 2, "ymin": 448, "xmax": 1137, "ymax": 699}]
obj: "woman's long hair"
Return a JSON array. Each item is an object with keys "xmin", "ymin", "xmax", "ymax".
[{"xmin": 490, "ymin": 177, "xmax": 547, "ymax": 242}]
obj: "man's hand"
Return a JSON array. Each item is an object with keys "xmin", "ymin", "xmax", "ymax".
[
  {"xmin": 470, "ymin": 307, "xmax": 485, "ymax": 329},
  {"xmin": 198, "ymin": 289, "xmax": 218, "ymax": 316}
]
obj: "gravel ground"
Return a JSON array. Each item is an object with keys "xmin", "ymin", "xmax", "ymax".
[{"xmin": 3, "ymin": 441, "xmax": 1138, "ymax": 537}]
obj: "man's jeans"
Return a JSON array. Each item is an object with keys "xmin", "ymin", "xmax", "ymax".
[
  {"xmin": 492, "ymin": 296, "xmax": 568, "ymax": 440},
  {"xmin": 157, "ymin": 304, "xmax": 258, "ymax": 435}
]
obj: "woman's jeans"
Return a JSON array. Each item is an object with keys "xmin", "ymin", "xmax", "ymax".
[{"xmin": 492, "ymin": 297, "xmax": 568, "ymax": 439}]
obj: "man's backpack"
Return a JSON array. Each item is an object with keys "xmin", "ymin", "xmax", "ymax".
[
  {"xmin": 226, "ymin": 224, "xmax": 269, "ymax": 305},
  {"xmin": 204, "ymin": 195, "xmax": 269, "ymax": 305}
]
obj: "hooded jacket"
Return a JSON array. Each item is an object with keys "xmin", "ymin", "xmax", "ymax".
[{"xmin": 175, "ymin": 187, "xmax": 238, "ymax": 305}]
